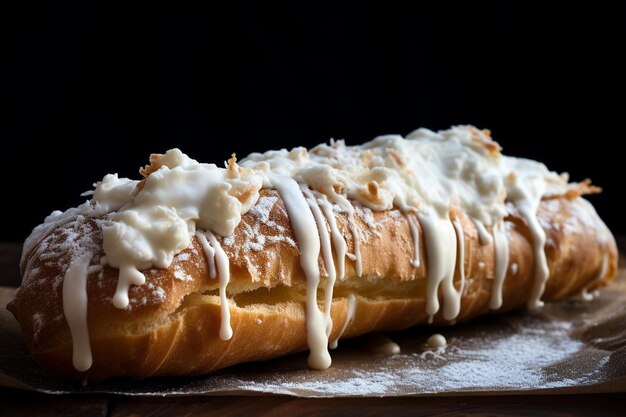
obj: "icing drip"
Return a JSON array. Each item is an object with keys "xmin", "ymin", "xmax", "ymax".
[
  {"xmin": 196, "ymin": 231, "xmax": 217, "ymax": 279},
  {"xmin": 406, "ymin": 213, "xmax": 422, "ymax": 268},
  {"xmin": 62, "ymin": 251, "xmax": 94, "ymax": 372},
  {"xmin": 318, "ymin": 195, "xmax": 347, "ymax": 280},
  {"xmin": 503, "ymin": 157, "xmax": 555, "ymax": 310},
  {"xmin": 35, "ymin": 126, "xmax": 584, "ymax": 372},
  {"xmin": 112, "ymin": 266, "xmax": 146, "ymax": 309},
  {"xmin": 272, "ymin": 177, "xmax": 331, "ymax": 370},
  {"xmin": 319, "ymin": 193, "xmax": 361, "ymax": 276},
  {"xmin": 304, "ymin": 189, "xmax": 336, "ymax": 340},
  {"xmin": 451, "ymin": 217, "xmax": 466, "ymax": 302},
  {"xmin": 473, "ymin": 218, "xmax": 493, "ymax": 246},
  {"xmin": 517, "ymin": 200, "xmax": 549, "ymax": 310},
  {"xmin": 330, "ymin": 293, "xmax": 356, "ymax": 349},
  {"xmin": 87, "ymin": 265, "xmax": 102, "ymax": 274},
  {"xmin": 348, "ymin": 212, "xmax": 363, "ymax": 276},
  {"xmin": 207, "ymin": 231, "xmax": 233, "ymax": 341},
  {"xmin": 418, "ymin": 209, "xmax": 462, "ymax": 321},
  {"xmin": 490, "ymin": 221, "xmax": 510, "ymax": 310}
]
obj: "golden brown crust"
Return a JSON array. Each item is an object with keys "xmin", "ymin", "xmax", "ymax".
[{"xmin": 7, "ymin": 190, "xmax": 618, "ymax": 380}]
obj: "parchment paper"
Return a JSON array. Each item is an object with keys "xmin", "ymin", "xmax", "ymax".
[{"xmin": 1, "ymin": 267, "xmax": 626, "ymax": 397}]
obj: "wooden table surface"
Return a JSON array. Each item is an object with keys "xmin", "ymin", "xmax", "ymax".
[{"xmin": 1, "ymin": 243, "xmax": 625, "ymax": 417}]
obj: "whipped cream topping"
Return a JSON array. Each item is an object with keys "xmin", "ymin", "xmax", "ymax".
[
  {"xmin": 27, "ymin": 125, "xmax": 587, "ymax": 374},
  {"xmin": 94, "ymin": 151, "xmax": 263, "ymax": 309},
  {"xmin": 89, "ymin": 126, "xmax": 568, "ymax": 283}
]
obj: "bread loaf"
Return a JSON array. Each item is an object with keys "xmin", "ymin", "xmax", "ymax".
[{"xmin": 7, "ymin": 126, "xmax": 617, "ymax": 380}]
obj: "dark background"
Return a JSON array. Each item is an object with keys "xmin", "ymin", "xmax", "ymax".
[{"xmin": 3, "ymin": 3, "xmax": 625, "ymax": 242}]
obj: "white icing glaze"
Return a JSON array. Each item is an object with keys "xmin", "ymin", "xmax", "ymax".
[
  {"xmin": 272, "ymin": 176, "xmax": 331, "ymax": 370},
  {"xmin": 33, "ymin": 125, "xmax": 584, "ymax": 372},
  {"xmin": 503, "ymin": 157, "xmax": 560, "ymax": 310},
  {"xmin": 206, "ymin": 231, "xmax": 233, "ymax": 341},
  {"xmin": 418, "ymin": 209, "xmax": 462, "ymax": 321},
  {"xmin": 452, "ymin": 217, "xmax": 466, "ymax": 302},
  {"xmin": 39, "ymin": 127, "xmax": 571, "ymax": 293},
  {"xmin": 473, "ymin": 218, "xmax": 494, "ymax": 246},
  {"xmin": 62, "ymin": 251, "xmax": 94, "ymax": 372},
  {"xmin": 330, "ymin": 293, "xmax": 356, "ymax": 349},
  {"xmin": 87, "ymin": 265, "xmax": 102, "ymax": 274},
  {"xmin": 318, "ymin": 195, "xmax": 347, "ymax": 280},
  {"xmin": 100, "ymin": 150, "xmax": 263, "ymax": 310},
  {"xmin": 196, "ymin": 231, "xmax": 217, "ymax": 279},
  {"xmin": 490, "ymin": 221, "xmax": 510, "ymax": 310},
  {"xmin": 81, "ymin": 126, "xmax": 568, "ymax": 310},
  {"xmin": 519, "ymin": 200, "xmax": 549, "ymax": 310},
  {"xmin": 304, "ymin": 189, "xmax": 336, "ymax": 340},
  {"xmin": 90, "ymin": 174, "xmax": 138, "ymax": 211},
  {"xmin": 242, "ymin": 127, "xmax": 515, "ymax": 223},
  {"xmin": 112, "ymin": 265, "xmax": 146, "ymax": 309},
  {"xmin": 198, "ymin": 230, "xmax": 234, "ymax": 337},
  {"xmin": 426, "ymin": 333, "xmax": 447, "ymax": 349}
]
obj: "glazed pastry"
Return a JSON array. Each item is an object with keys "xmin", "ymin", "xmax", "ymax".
[{"xmin": 7, "ymin": 126, "xmax": 617, "ymax": 380}]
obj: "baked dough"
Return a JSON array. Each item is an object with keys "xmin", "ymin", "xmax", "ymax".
[{"xmin": 7, "ymin": 126, "xmax": 617, "ymax": 380}]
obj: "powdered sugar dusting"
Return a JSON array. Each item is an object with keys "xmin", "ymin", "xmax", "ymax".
[
  {"xmin": 153, "ymin": 286, "xmax": 166, "ymax": 301},
  {"xmin": 126, "ymin": 281, "xmax": 167, "ymax": 308},
  {"xmin": 21, "ymin": 202, "xmax": 108, "ymax": 271},
  {"xmin": 173, "ymin": 265, "xmax": 193, "ymax": 282},
  {"xmin": 22, "ymin": 214, "xmax": 107, "ymax": 308},
  {"xmin": 354, "ymin": 204, "xmax": 382, "ymax": 240},
  {"xmin": 26, "ymin": 215, "xmax": 104, "ymax": 277},
  {"xmin": 234, "ymin": 314, "xmax": 595, "ymax": 397},
  {"xmin": 235, "ymin": 195, "xmax": 297, "ymax": 252},
  {"xmin": 248, "ymin": 196, "xmax": 282, "ymax": 229}
]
